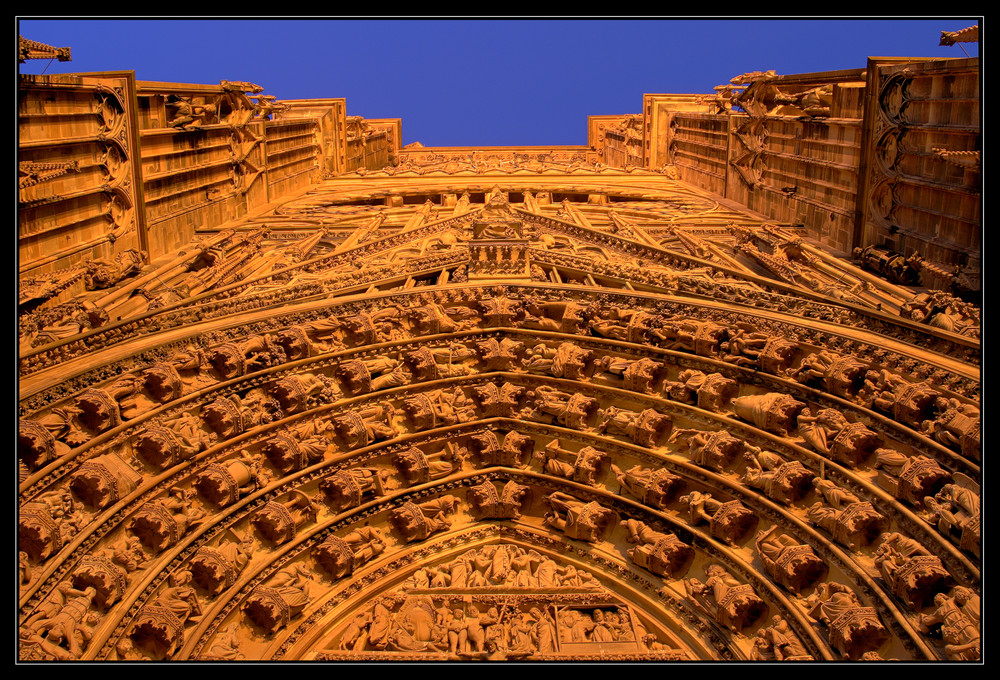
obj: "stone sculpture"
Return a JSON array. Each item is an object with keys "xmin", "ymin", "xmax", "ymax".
[
  {"xmin": 542, "ymin": 492, "xmax": 616, "ymax": 542},
  {"xmin": 684, "ymin": 565, "xmax": 767, "ymax": 634}
]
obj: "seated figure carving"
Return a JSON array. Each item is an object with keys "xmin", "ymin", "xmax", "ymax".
[
  {"xmin": 679, "ymin": 490, "xmax": 756, "ymax": 545},
  {"xmin": 242, "ymin": 563, "xmax": 314, "ymax": 635},
  {"xmin": 541, "ymin": 492, "xmax": 616, "ymax": 543},
  {"xmin": 535, "ymin": 439, "xmax": 608, "ymax": 486},
  {"xmin": 753, "ymin": 526, "xmax": 827, "ymax": 594},
  {"xmin": 873, "ymin": 447, "xmax": 951, "ymax": 507},
  {"xmin": 664, "ymin": 369, "xmax": 738, "ymax": 412},
  {"xmin": 732, "ymin": 393, "xmax": 806, "ymax": 437},
  {"xmin": 873, "ymin": 533, "xmax": 951, "ymax": 610},
  {"xmin": 740, "ymin": 448, "xmax": 813, "ymax": 504},
  {"xmin": 251, "ymin": 490, "xmax": 322, "ymax": 545},
  {"xmin": 916, "ymin": 586, "xmax": 980, "ymax": 661},
  {"xmin": 521, "ymin": 342, "xmax": 593, "ymax": 380},
  {"xmin": 611, "ymin": 463, "xmax": 683, "ymax": 509},
  {"xmin": 595, "ymin": 406, "xmax": 671, "ymax": 447},
  {"xmin": 684, "ymin": 564, "xmax": 767, "ymax": 634},
  {"xmin": 806, "ymin": 483, "xmax": 885, "ymax": 552},
  {"xmin": 320, "ymin": 466, "xmax": 390, "ymax": 511},
  {"xmin": 523, "ymin": 386, "xmax": 599, "ymax": 430},
  {"xmin": 622, "ymin": 519, "xmax": 693, "ymax": 577},
  {"xmin": 796, "ymin": 408, "xmax": 880, "ymax": 467},
  {"xmin": 389, "ymin": 495, "xmax": 461, "ymax": 543},
  {"xmin": 670, "ymin": 427, "xmax": 747, "ymax": 473},
  {"xmin": 313, "ymin": 527, "xmax": 386, "ymax": 579},
  {"xmin": 922, "ymin": 478, "xmax": 980, "ymax": 557},
  {"xmin": 801, "ymin": 582, "xmax": 889, "ymax": 660}
]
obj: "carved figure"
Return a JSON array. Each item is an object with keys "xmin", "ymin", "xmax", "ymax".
[
  {"xmin": 134, "ymin": 412, "xmax": 215, "ymax": 469},
  {"xmin": 320, "ymin": 466, "xmax": 390, "ymax": 510},
  {"xmin": 19, "ymin": 499, "xmax": 70, "ymax": 562},
  {"xmin": 679, "ymin": 491, "xmax": 756, "ymax": 544},
  {"xmin": 20, "ymin": 585, "xmax": 99, "ymax": 660},
  {"xmin": 752, "ymin": 616, "xmax": 813, "ymax": 660},
  {"xmin": 342, "ymin": 307, "xmax": 406, "ymax": 345},
  {"xmin": 873, "ymin": 448, "xmax": 951, "ymax": 507},
  {"xmin": 466, "ymin": 480, "xmax": 529, "ymax": 519},
  {"xmin": 853, "ymin": 245, "xmax": 921, "ymax": 285},
  {"xmin": 873, "ymin": 537, "xmax": 951, "ymax": 610},
  {"xmin": 194, "ymin": 451, "xmax": 269, "ymax": 506},
  {"xmin": 393, "ymin": 443, "xmax": 463, "ymax": 485},
  {"xmin": 242, "ymin": 563, "xmax": 313, "ymax": 635},
  {"xmin": 806, "ymin": 499, "xmax": 885, "ymax": 551},
  {"xmin": 596, "ymin": 356, "xmax": 665, "ymax": 394},
  {"xmin": 589, "ymin": 308, "xmax": 657, "ymax": 344},
  {"xmin": 522, "ymin": 342, "xmax": 593, "ymax": 380},
  {"xmin": 524, "ymin": 386, "xmax": 599, "ymax": 430},
  {"xmin": 922, "ymin": 477, "xmax": 980, "ymax": 557},
  {"xmin": 732, "ymin": 393, "xmax": 806, "ymax": 437},
  {"xmin": 408, "ymin": 302, "xmax": 479, "ymax": 335},
  {"xmin": 651, "ymin": 318, "xmax": 729, "ymax": 357},
  {"xmin": 313, "ymin": 527, "xmax": 386, "ymax": 579},
  {"xmin": 262, "ymin": 431, "xmax": 329, "ymax": 474},
  {"xmin": 670, "ymin": 428, "xmax": 746, "ymax": 472},
  {"xmin": 753, "ymin": 526, "xmax": 827, "ymax": 594},
  {"xmin": 270, "ymin": 373, "xmax": 337, "ymax": 413},
  {"xmin": 917, "ymin": 587, "xmax": 980, "ymax": 661},
  {"xmin": 722, "ymin": 326, "xmax": 799, "ymax": 374},
  {"xmin": 685, "ymin": 565, "xmax": 767, "ymax": 634},
  {"xmin": 536, "ymin": 439, "xmax": 608, "ymax": 485},
  {"xmin": 19, "ymin": 416, "xmax": 75, "ymax": 470},
  {"xmin": 611, "ymin": 463, "xmax": 683, "ymax": 509},
  {"xmin": 83, "ymin": 249, "xmax": 144, "ymax": 290},
  {"xmin": 400, "ymin": 387, "xmax": 475, "ymax": 430},
  {"xmin": 622, "ymin": 519, "xmax": 693, "ymax": 577},
  {"xmin": 664, "ymin": 369, "xmax": 738, "ymax": 412},
  {"xmin": 921, "ymin": 397, "xmax": 981, "ymax": 460},
  {"xmin": 128, "ymin": 488, "xmax": 206, "ymax": 553},
  {"xmin": 803, "ymin": 582, "xmax": 888, "ymax": 659},
  {"xmin": 331, "ymin": 404, "xmax": 397, "ymax": 449},
  {"xmin": 790, "ymin": 351, "xmax": 868, "ymax": 398},
  {"xmin": 740, "ymin": 448, "xmax": 814, "ymax": 504},
  {"xmin": 467, "ymin": 429, "xmax": 535, "ymax": 467},
  {"xmin": 595, "ymin": 406, "xmax": 671, "ymax": 446},
  {"xmin": 68, "ymin": 452, "xmax": 143, "ymax": 510},
  {"xmin": 276, "ymin": 318, "xmax": 346, "ymax": 359},
  {"xmin": 207, "ymin": 334, "xmax": 286, "ymax": 380},
  {"xmin": 521, "ymin": 300, "xmax": 591, "ymax": 334},
  {"xmin": 389, "ymin": 496, "xmax": 461, "ymax": 542},
  {"xmin": 252, "ymin": 490, "xmax": 322, "ymax": 545},
  {"xmin": 73, "ymin": 374, "xmax": 144, "ymax": 433},
  {"xmin": 542, "ymin": 492, "xmax": 616, "ymax": 542},
  {"xmin": 200, "ymin": 389, "xmax": 282, "ymax": 440},
  {"xmin": 203, "ymin": 624, "xmax": 245, "ymax": 660},
  {"xmin": 67, "ymin": 552, "xmax": 127, "ymax": 611},
  {"xmin": 166, "ymin": 96, "xmax": 218, "ymax": 130},
  {"xmin": 189, "ymin": 530, "xmax": 255, "ymax": 596},
  {"xmin": 796, "ymin": 408, "xmax": 880, "ymax": 466},
  {"xmin": 336, "ymin": 356, "xmax": 408, "ymax": 395},
  {"xmin": 859, "ymin": 370, "xmax": 940, "ymax": 428}
]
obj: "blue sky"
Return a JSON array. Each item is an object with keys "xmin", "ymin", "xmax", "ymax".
[{"xmin": 18, "ymin": 18, "xmax": 981, "ymax": 147}]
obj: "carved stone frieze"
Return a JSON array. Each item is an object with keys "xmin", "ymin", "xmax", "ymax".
[{"xmin": 17, "ymin": 62, "xmax": 981, "ymax": 663}]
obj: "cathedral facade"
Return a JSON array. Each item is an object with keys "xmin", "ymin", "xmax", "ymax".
[{"xmin": 18, "ymin": 35, "xmax": 980, "ymax": 662}]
